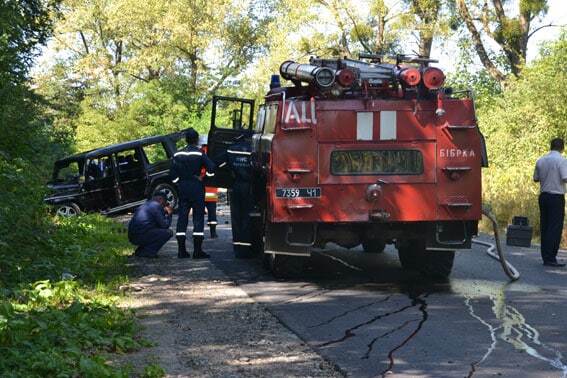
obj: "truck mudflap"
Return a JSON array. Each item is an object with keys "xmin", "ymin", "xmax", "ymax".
[
  {"xmin": 264, "ymin": 222, "xmax": 313, "ymax": 257},
  {"xmin": 425, "ymin": 221, "xmax": 477, "ymax": 250}
]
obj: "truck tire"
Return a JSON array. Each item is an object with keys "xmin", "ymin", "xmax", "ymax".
[
  {"xmin": 397, "ymin": 240, "xmax": 454, "ymax": 279},
  {"xmin": 362, "ymin": 239, "xmax": 386, "ymax": 253},
  {"xmin": 151, "ymin": 183, "xmax": 178, "ymax": 210},
  {"xmin": 268, "ymin": 253, "xmax": 306, "ymax": 278},
  {"xmin": 421, "ymin": 250, "xmax": 455, "ymax": 279},
  {"xmin": 55, "ymin": 202, "xmax": 81, "ymax": 217},
  {"xmin": 264, "ymin": 222, "xmax": 309, "ymax": 278}
]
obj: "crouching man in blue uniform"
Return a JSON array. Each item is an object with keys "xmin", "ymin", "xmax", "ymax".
[
  {"xmin": 128, "ymin": 191, "xmax": 173, "ymax": 257},
  {"xmin": 171, "ymin": 128, "xmax": 216, "ymax": 259},
  {"xmin": 217, "ymin": 137, "xmax": 254, "ymax": 258}
]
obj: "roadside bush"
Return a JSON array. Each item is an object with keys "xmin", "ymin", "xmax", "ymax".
[
  {"xmin": 0, "ymin": 214, "xmax": 144, "ymax": 377},
  {"xmin": 478, "ymin": 33, "xmax": 567, "ymax": 245}
]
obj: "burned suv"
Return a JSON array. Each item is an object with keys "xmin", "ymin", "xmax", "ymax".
[{"xmin": 45, "ymin": 130, "xmax": 190, "ymax": 216}]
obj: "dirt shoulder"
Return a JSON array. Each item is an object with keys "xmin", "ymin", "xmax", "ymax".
[{"xmin": 119, "ymin": 239, "xmax": 342, "ymax": 377}]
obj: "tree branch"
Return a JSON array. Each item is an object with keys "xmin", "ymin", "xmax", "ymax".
[
  {"xmin": 491, "ymin": 0, "xmax": 506, "ymax": 24},
  {"xmin": 129, "ymin": 73, "xmax": 149, "ymax": 82},
  {"xmin": 342, "ymin": 6, "xmax": 372, "ymax": 53},
  {"xmin": 457, "ymin": 0, "xmax": 505, "ymax": 82},
  {"xmin": 528, "ymin": 23, "xmax": 566, "ymax": 39},
  {"xmin": 79, "ymin": 31, "xmax": 89, "ymax": 55}
]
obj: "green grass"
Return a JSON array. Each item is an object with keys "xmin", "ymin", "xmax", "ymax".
[{"xmin": 0, "ymin": 214, "xmax": 156, "ymax": 377}]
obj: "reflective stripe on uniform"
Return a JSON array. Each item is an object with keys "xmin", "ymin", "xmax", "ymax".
[
  {"xmin": 205, "ymin": 172, "xmax": 215, "ymax": 177},
  {"xmin": 176, "ymin": 232, "xmax": 185, "ymax": 236},
  {"xmin": 218, "ymin": 162, "xmax": 227, "ymax": 167},
  {"xmin": 193, "ymin": 232, "xmax": 204, "ymax": 236},
  {"xmin": 172, "ymin": 177, "xmax": 180, "ymax": 183},
  {"xmin": 233, "ymin": 241, "xmax": 252, "ymax": 246},
  {"xmin": 174, "ymin": 151, "xmax": 202, "ymax": 157},
  {"xmin": 227, "ymin": 150, "xmax": 252, "ymax": 156},
  {"xmin": 207, "ymin": 221, "xmax": 218, "ymax": 225}
]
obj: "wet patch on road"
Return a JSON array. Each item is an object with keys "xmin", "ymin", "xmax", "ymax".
[
  {"xmin": 453, "ymin": 280, "xmax": 567, "ymax": 377},
  {"xmin": 207, "ymin": 234, "xmax": 567, "ymax": 378}
]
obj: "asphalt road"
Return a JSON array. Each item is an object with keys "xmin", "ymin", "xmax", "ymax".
[{"xmin": 183, "ymin": 211, "xmax": 567, "ymax": 378}]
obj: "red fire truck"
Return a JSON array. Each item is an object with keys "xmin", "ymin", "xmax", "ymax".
[{"xmin": 207, "ymin": 54, "xmax": 487, "ymax": 278}]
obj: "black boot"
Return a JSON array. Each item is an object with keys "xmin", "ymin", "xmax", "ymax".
[
  {"xmin": 177, "ymin": 236, "xmax": 190, "ymax": 258},
  {"xmin": 193, "ymin": 236, "xmax": 209, "ymax": 259},
  {"xmin": 210, "ymin": 225, "xmax": 218, "ymax": 239}
]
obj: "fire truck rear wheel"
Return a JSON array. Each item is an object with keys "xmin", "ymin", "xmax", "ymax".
[
  {"xmin": 421, "ymin": 250, "xmax": 455, "ymax": 279},
  {"xmin": 268, "ymin": 253, "xmax": 306, "ymax": 278},
  {"xmin": 397, "ymin": 241, "xmax": 454, "ymax": 279},
  {"xmin": 362, "ymin": 239, "xmax": 386, "ymax": 254}
]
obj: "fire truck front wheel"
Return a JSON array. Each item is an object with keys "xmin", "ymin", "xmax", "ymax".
[
  {"xmin": 397, "ymin": 240, "xmax": 454, "ymax": 279},
  {"xmin": 362, "ymin": 239, "xmax": 386, "ymax": 254}
]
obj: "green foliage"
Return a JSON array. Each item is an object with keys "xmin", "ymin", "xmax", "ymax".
[
  {"xmin": 47, "ymin": 0, "xmax": 275, "ymax": 146},
  {"xmin": 0, "ymin": 0, "xmax": 54, "ymax": 86},
  {"xmin": 1, "ymin": 1, "xmax": 163, "ymax": 375},
  {"xmin": 455, "ymin": 0, "xmax": 549, "ymax": 80},
  {"xmin": 478, "ymin": 32, "xmax": 567, "ymax": 236},
  {"xmin": 74, "ymin": 80, "xmax": 208, "ymax": 151},
  {"xmin": 446, "ymin": 68, "xmax": 502, "ymax": 109},
  {"xmin": 143, "ymin": 363, "xmax": 166, "ymax": 378},
  {"xmin": 0, "ymin": 214, "xmax": 151, "ymax": 376}
]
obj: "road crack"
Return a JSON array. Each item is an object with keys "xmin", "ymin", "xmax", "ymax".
[
  {"xmin": 361, "ymin": 318, "xmax": 418, "ymax": 360},
  {"xmin": 309, "ymin": 295, "xmax": 392, "ymax": 329},
  {"xmin": 379, "ymin": 296, "xmax": 428, "ymax": 377},
  {"xmin": 317, "ymin": 302, "xmax": 415, "ymax": 348}
]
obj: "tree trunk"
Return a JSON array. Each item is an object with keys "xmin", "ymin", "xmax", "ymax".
[{"xmin": 456, "ymin": 0, "xmax": 506, "ymax": 82}]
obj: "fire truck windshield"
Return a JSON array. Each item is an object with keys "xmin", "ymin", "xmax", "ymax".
[{"xmin": 330, "ymin": 149, "xmax": 423, "ymax": 175}]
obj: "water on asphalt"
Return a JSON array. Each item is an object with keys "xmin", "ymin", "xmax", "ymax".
[{"xmin": 182, "ymin": 214, "xmax": 567, "ymax": 378}]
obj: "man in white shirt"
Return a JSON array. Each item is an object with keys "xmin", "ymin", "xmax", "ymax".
[{"xmin": 534, "ymin": 138, "xmax": 567, "ymax": 267}]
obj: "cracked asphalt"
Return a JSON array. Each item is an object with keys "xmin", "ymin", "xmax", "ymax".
[{"xmin": 203, "ymin": 217, "xmax": 567, "ymax": 378}]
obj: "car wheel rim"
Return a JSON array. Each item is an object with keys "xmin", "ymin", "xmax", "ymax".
[
  {"xmin": 57, "ymin": 205, "xmax": 76, "ymax": 217},
  {"xmin": 159, "ymin": 188, "xmax": 175, "ymax": 207}
]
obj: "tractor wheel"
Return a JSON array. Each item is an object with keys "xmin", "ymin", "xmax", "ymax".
[
  {"xmin": 362, "ymin": 239, "xmax": 386, "ymax": 254},
  {"xmin": 397, "ymin": 240, "xmax": 454, "ymax": 279}
]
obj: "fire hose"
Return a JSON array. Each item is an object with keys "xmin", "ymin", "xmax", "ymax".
[{"xmin": 472, "ymin": 207, "xmax": 520, "ymax": 281}]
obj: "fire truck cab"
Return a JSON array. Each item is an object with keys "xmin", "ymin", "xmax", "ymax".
[{"xmin": 208, "ymin": 55, "xmax": 487, "ymax": 279}]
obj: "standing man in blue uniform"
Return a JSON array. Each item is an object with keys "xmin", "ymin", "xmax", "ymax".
[
  {"xmin": 218, "ymin": 137, "xmax": 254, "ymax": 258},
  {"xmin": 170, "ymin": 129, "xmax": 215, "ymax": 259},
  {"xmin": 128, "ymin": 191, "xmax": 173, "ymax": 258}
]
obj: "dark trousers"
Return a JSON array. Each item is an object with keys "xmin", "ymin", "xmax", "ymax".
[
  {"xmin": 229, "ymin": 181, "xmax": 252, "ymax": 257},
  {"xmin": 129, "ymin": 228, "xmax": 172, "ymax": 257},
  {"xmin": 177, "ymin": 197, "xmax": 205, "ymax": 238},
  {"xmin": 205, "ymin": 201, "xmax": 217, "ymax": 226},
  {"xmin": 539, "ymin": 192, "xmax": 565, "ymax": 263}
]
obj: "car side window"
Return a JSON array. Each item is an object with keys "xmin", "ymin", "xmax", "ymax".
[
  {"xmin": 86, "ymin": 156, "xmax": 113, "ymax": 181},
  {"xmin": 175, "ymin": 137, "xmax": 186, "ymax": 151},
  {"xmin": 142, "ymin": 142, "xmax": 169, "ymax": 164},
  {"xmin": 115, "ymin": 149, "xmax": 144, "ymax": 173}
]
